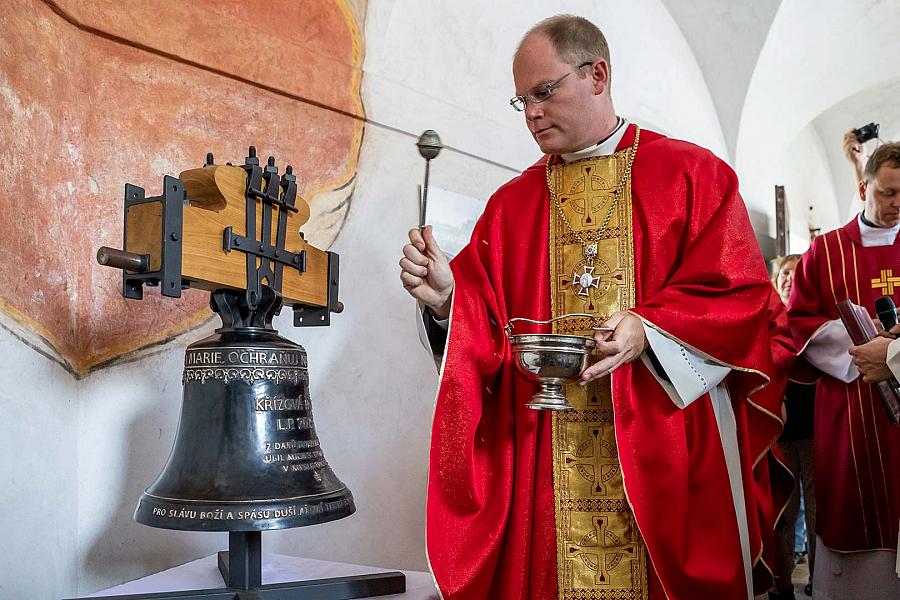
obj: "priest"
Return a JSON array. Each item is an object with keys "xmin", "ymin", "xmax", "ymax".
[
  {"xmin": 399, "ymin": 15, "xmax": 785, "ymax": 600},
  {"xmin": 787, "ymin": 141, "xmax": 900, "ymax": 599}
]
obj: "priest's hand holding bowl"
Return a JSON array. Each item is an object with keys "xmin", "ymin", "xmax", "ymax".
[
  {"xmin": 580, "ymin": 311, "xmax": 649, "ymax": 384},
  {"xmin": 400, "ymin": 225, "xmax": 454, "ymax": 320}
]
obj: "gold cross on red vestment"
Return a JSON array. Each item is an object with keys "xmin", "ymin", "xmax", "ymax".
[
  {"xmin": 560, "ymin": 163, "xmax": 613, "ymax": 228},
  {"xmin": 871, "ymin": 269, "xmax": 900, "ymax": 295},
  {"xmin": 562, "ymin": 427, "xmax": 619, "ymax": 496},
  {"xmin": 565, "ymin": 514, "xmax": 639, "ymax": 586}
]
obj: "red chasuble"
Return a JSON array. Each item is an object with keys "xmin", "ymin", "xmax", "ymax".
[
  {"xmin": 787, "ymin": 218, "xmax": 900, "ymax": 553},
  {"xmin": 426, "ymin": 126, "xmax": 784, "ymax": 599}
]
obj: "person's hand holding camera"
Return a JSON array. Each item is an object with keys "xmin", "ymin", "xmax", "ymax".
[{"xmin": 843, "ymin": 129, "xmax": 868, "ymax": 185}]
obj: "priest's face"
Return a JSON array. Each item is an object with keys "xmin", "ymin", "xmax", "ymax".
[
  {"xmin": 512, "ymin": 34, "xmax": 612, "ymax": 154},
  {"xmin": 860, "ymin": 164, "xmax": 900, "ymax": 228}
]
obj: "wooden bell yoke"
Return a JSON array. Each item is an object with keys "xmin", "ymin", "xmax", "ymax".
[{"xmin": 98, "ymin": 146, "xmax": 342, "ymax": 327}]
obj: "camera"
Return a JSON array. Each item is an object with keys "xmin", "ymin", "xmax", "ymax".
[{"xmin": 854, "ymin": 122, "xmax": 880, "ymax": 143}]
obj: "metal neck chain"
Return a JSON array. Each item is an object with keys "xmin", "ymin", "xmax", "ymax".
[{"xmin": 547, "ymin": 126, "xmax": 640, "ymax": 261}]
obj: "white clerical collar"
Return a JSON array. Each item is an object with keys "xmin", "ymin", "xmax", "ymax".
[
  {"xmin": 858, "ymin": 212, "xmax": 900, "ymax": 247},
  {"xmin": 561, "ymin": 117, "xmax": 629, "ymax": 163}
]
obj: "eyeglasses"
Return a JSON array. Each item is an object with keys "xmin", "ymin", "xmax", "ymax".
[{"xmin": 509, "ymin": 61, "xmax": 594, "ymax": 112}]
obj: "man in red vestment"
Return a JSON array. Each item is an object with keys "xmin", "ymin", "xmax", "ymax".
[
  {"xmin": 786, "ymin": 141, "xmax": 900, "ymax": 599},
  {"xmin": 399, "ymin": 15, "xmax": 785, "ymax": 600}
]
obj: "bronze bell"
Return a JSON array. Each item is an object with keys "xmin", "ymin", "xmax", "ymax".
[
  {"xmin": 134, "ymin": 289, "xmax": 354, "ymax": 531},
  {"xmin": 89, "ymin": 149, "xmax": 405, "ymax": 598}
]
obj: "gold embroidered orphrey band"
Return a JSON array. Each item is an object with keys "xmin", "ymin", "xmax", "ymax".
[{"xmin": 548, "ymin": 138, "xmax": 648, "ymax": 599}]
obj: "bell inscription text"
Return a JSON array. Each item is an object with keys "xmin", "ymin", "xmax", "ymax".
[{"xmin": 135, "ymin": 337, "xmax": 355, "ymax": 532}]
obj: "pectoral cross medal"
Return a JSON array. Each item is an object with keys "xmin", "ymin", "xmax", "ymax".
[{"xmin": 573, "ymin": 242, "xmax": 600, "ymax": 297}]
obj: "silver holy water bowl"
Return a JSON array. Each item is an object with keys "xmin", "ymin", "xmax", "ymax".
[{"xmin": 506, "ymin": 316, "xmax": 599, "ymax": 411}]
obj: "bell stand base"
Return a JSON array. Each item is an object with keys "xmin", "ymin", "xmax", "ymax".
[{"xmin": 66, "ymin": 532, "xmax": 406, "ymax": 600}]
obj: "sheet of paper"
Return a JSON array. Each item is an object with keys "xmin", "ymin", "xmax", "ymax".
[{"xmin": 423, "ymin": 185, "xmax": 487, "ymax": 258}]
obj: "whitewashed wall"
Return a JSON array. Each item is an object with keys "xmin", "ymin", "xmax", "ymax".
[
  {"xmin": 3, "ymin": 1, "xmax": 727, "ymax": 598},
  {"xmin": 363, "ymin": 0, "xmax": 727, "ymax": 171},
  {"xmin": 778, "ymin": 125, "xmax": 842, "ymax": 255},
  {"xmin": 0, "ymin": 325, "xmax": 79, "ymax": 599}
]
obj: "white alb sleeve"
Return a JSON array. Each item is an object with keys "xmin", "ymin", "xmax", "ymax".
[
  {"xmin": 802, "ymin": 319, "xmax": 859, "ymax": 383},
  {"xmin": 887, "ymin": 338, "xmax": 900, "ymax": 380},
  {"xmin": 639, "ymin": 321, "xmax": 731, "ymax": 409}
]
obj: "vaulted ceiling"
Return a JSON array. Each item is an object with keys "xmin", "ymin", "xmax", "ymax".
[
  {"xmin": 660, "ymin": 0, "xmax": 781, "ymax": 162},
  {"xmin": 661, "ymin": 0, "xmax": 900, "ymax": 243}
]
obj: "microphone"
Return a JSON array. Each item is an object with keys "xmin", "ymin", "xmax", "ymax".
[{"xmin": 875, "ymin": 296, "xmax": 898, "ymax": 333}]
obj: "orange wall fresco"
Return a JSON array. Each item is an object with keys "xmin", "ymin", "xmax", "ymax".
[{"xmin": 0, "ymin": 0, "xmax": 364, "ymax": 375}]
